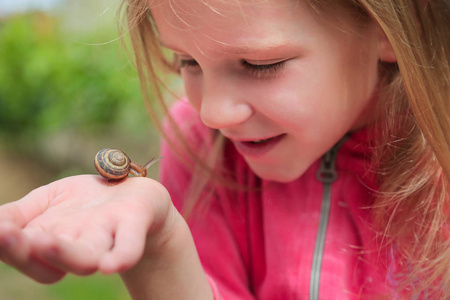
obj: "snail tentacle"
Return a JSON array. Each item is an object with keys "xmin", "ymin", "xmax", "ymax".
[{"xmin": 143, "ymin": 156, "xmax": 164, "ymax": 169}]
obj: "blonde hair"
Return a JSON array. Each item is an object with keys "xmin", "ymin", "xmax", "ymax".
[
  {"xmin": 119, "ymin": 0, "xmax": 450, "ymax": 297},
  {"xmin": 360, "ymin": 1, "xmax": 450, "ymax": 297}
]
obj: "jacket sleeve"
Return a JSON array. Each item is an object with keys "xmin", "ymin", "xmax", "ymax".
[{"xmin": 158, "ymin": 101, "xmax": 256, "ymax": 299}]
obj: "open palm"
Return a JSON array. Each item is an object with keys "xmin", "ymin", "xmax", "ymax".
[{"xmin": 0, "ymin": 175, "xmax": 172, "ymax": 284}]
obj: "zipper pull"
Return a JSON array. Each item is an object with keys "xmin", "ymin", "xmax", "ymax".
[
  {"xmin": 316, "ymin": 145, "xmax": 339, "ymax": 184},
  {"xmin": 315, "ymin": 135, "xmax": 349, "ymax": 183}
]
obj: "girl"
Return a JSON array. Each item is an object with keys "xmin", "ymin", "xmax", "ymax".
[{"xmin": 0, "ymin": 0, "xmax": 449, "ymax": 299}]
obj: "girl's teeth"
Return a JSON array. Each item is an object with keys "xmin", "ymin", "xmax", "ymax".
[{"xmin": 251, "ymin": 138, "xmax": 271, "ymax": 144}]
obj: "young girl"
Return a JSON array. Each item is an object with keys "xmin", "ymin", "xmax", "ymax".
[{"xmin": 0, "ymin": 0, "xmax": 448, "ymax": 299}]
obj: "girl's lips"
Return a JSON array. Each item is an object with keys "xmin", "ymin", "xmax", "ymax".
[{"xmin": 232, "ymin": 134, "xmax": 286, "ymax": 158}]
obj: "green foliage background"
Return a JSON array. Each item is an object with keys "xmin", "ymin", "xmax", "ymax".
[
  {"xmin": 0, "ymin": 12, "xmax": 151, "ymax": 142},
  {"xmin": 0, "ymin": 13, "xmax": 126, "ymax": 135},
  {"xmin": 0, "ymin": 3, "xmax": 168, "ymax": 299},
  {"xmin": 0, "ymin": 7, "xmax": 162, "ymax": 181}
]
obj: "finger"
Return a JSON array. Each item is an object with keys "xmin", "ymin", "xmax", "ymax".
[
  {"xmin": 31, "ymin": 233, "xmax": 104, "ymax": 276},
  {"xmin": 63, "ymin": 225, "xmax": 115, "ymax": 274},
  {"xmin": 0, "ymin": 175, "xmax": 102, "ymax": 227},
  {"xmin": 0, "ymin": 224, "xmax": 66, "ymax": 284},
  {"xmin": 99, "ymin": 217, "xmax": 149, "ymax": 274},
  {"xmin": 0, "ymin": 185, "xmax": 51, "ymax": 227}
]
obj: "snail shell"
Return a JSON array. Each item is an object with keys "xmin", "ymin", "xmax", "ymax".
[{"xmin": 94, "ymin": 148, "xmax": 132, "ymax": 180}]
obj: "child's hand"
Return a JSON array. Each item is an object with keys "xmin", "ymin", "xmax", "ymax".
[{"xmin": 0, "ymin": 175, "xmax": 173, "ymax": 284}]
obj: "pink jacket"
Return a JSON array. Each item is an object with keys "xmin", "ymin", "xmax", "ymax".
[{"xmin": 160, "ymin": 100, "xmax": 391, "ymax": 299}]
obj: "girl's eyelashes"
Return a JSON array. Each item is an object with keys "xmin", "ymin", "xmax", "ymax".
[
  {"xmin": 178, "ymin": 58, "xmax": 199, "ymax": 69},
  {"xmin": 241, "ymin": 60, "xmax": 286, "ymax": 79},
  {"xmin": 177, "ymin": 55, "xmax": 287, "ymax": 79}
]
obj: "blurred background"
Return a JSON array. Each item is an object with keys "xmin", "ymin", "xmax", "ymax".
[{"xmin": 0, "ymin": 0, "xmax": 175, "ymax": 299}]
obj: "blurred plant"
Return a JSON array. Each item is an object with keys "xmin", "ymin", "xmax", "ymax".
[{"xmin": 0, "ymin": 12, "xmax": 150, "ymax": 143}]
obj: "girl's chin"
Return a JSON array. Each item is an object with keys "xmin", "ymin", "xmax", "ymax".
[{"xmin": 246, "ymin": 161, "xmax": 308, "ymax": 183}]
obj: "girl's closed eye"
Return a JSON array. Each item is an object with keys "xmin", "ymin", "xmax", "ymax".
[
  {"xmin": 177, "ymin": 55, "xmax": 287, "ymax": 79},
  {"xmin": 241, "ymin": 59, "xmax": 286, "ymax": 79},
  {"xmin": 178, "ymin": 58, "xmax": 200, "ymax": 70}
]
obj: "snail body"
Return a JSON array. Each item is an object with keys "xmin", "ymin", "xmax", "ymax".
[{"xmin": 94, "ymin": 148, "xmax": 162, "ymax": 181}]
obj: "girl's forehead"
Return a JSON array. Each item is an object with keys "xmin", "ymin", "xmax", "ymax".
[
  {"xmin": 150, "ymin": 0, "xmax": 308, "ymax": 52},
  {"xmin": 150, "ymin": 0, "xmax": 297, "ymax": 29}
]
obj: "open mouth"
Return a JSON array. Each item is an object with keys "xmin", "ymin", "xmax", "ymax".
[
  {"xmin": 234, "ymin": 134, "xmax": 285, "ymax": 157},
  {"xmin": 248, "ymin": 138, "xmax": 273, "ymax": 144}
]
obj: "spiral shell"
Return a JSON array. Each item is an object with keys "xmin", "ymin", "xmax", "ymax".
[{"xmin": 94, "ymin": 148, "xmax": 131, "ymax": 180}]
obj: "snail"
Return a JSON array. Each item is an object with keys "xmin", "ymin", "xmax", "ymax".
[{"xmin": 94, "ymin": 148, "xmax": 163, "ymax": 181}]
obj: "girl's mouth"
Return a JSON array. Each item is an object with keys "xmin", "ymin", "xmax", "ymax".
[
  {"xmin": 233, "ymin": 134, "xmax": 285, "ymax": 158},
  {"xmin": 248, "ymin": 138, "xmax": 273, "ymax": 144}
]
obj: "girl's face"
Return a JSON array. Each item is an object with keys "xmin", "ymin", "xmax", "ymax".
[{"xmin": 151, "ymin": 0, "xmax": 392, "ymax": 182}]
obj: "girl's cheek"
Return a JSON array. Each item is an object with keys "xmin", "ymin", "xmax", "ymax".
[{"xmin": 182, "ymin": 73, "xmax": 203, "ymax": 112}]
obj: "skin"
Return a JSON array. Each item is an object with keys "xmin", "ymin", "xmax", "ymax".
[{"xmin": 0, "ymin": 0, "xmax": 395, "ymax": 299}]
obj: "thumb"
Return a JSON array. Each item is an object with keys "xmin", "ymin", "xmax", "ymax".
[{"xmin": 0, "ymin": 183, "xmax": 53, "ymax": 227}]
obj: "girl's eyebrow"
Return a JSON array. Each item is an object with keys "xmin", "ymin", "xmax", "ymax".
[
  {"xmin": 159, "ymin": 41, "xmax": 183, "ymax": 53},
  {"xmin": 159, "ymin": 39, "xmax": 301, "ymax": 55}
]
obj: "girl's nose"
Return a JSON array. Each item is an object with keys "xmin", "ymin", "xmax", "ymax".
[{"xmin": 199, "ymin": 76, "xmax": 253, "ymax": 129}]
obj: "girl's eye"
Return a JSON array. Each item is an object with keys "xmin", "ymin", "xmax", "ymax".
[
  {"xmin": 241, "ymin": 60, "xmax": 286, "ymax": 79},
  {"xmin": 177, "ymin": 56, "xmax": 286, "ymax": 78},
  {"xmin": 178, "ymin": 59, "xmax": 200, "ymax": 69}
]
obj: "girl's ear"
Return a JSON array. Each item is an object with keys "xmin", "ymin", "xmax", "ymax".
[{"xmin": 377, "ymin": 28, "xmax": 397, "ymax": 63}]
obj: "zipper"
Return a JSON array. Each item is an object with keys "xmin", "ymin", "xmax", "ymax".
[{"xmin": 309, "ymin": 138, "xmax": 347, "ymax": 300}]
